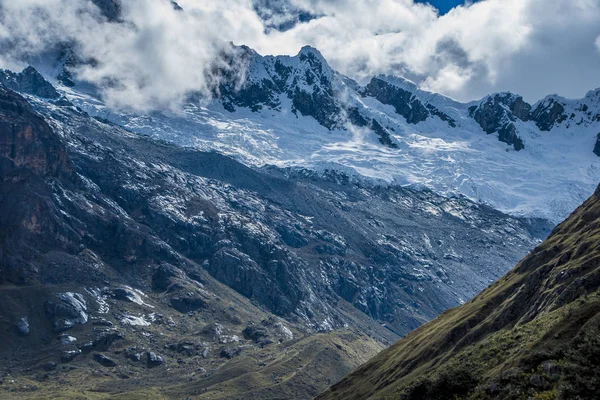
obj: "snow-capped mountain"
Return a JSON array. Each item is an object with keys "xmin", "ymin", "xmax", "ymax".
[
  {"xmin": 2, "ymin": 1, "xmax": 598, "ymax": 398},
  {"xmin": 39, "ymin": 44, "xmax": 598, "ymax": 224},
  {"xmin": 0, "ymin": 78, "xmax": 541, "ymax": 397}
]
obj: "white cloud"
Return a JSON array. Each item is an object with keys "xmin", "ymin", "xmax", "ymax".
[
  {"xmin": 244, "ymin": 0, "xmax": 600, "ymax": 102},
  {"xmin": 0, "ymin": 0, "xmax": 260, "ymax": 110},
  {"xmin": 0, "ymin": 0, "xmax": 599, "ymax": 110}
]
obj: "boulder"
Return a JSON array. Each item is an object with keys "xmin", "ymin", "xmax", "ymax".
[
  {"xmin": 529, "ymin": 373, "xmax": 549, "ymax": 389},
  {"xmin": 219, "ymin": 346, "xmax": 243, "ymax": 359},
  {"xmin": 165, "ymin": 341, "xmax": 199, "ymax": 357},
  {"xmin": 170, "ymin": 293, "xmax": 207, "ymax": 313},
  {"xmin": 60, "ymin": 349, "xmax": 82, "ymax": 363},
  {"xmin": 58, "ymin": 334, "xmax": 77, "ymax": 345},
  {"xmin": 146, "ymin": 352, "xmax": 165, "ymax": 368},
  {"xmin": 93, "ymin": 353, "xmax": 117, "ymax": 367},
  {"xmin": 242, "ymin": 325, "xmax": 269, "ymax": 342},
  {"xmin": 79, "ymin": 342, "xmax": 94, "ymax": 354},
  {"xmin": 540, "ymin": 360, "xmax": 561, "ymax": 381},
  {"xmin": 92, "ymin": 331, "xmax": 124, "ymax": 351},
  {"xmin": 125, "ymin": 347, "xmax": 143, "ymax": 362},
  {"xmin": 152, "ymin": 263, "xmax": 185, "ymax": 292},
  {"xmin": 199, "ymin": 322, "xmax": 224, "ymax": 341},
  {"xmin": 45, "ymin": 292, "xmax": 88, "ymax": 333}
]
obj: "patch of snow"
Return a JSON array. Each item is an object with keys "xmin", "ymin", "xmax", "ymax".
[
  {"xmin": 121, "ymin": 286, "xmax": 155, "ymax": 308},
  {"xmin": 120, "ymin": 313, "xmax": 155, "ymax": 326}
]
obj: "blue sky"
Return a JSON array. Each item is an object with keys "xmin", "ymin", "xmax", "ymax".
[{"xmin": 417, "ymin": 0, "xmax": 477, "ymax": 15}]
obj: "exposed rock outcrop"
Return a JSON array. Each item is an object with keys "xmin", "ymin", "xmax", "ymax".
[
  {"xmin": 0, "ymin": 85, "xmax": 71, "ymax": 182},
  {"xmin": 469, "ymin": 93, "xmax": 527, "ymax": 150},
  {"xmin": 363, "ymin": 77, "xmax": 431, "ymax": 125},
  {"xmin": 531, "ymin": 97, "xmax": 568, "ymax": 131},
  {"xmin": 0, "ymin": 67, "xmax": 60, "ymax": 99}
]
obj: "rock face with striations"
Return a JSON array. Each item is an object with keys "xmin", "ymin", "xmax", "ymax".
[
  {"xmin": 218, "ymin": 45, "xmax": 345, "ymax": 130},
  {"xmin": 531, "ymin": 97, "xmax": 568, "ymax": 131},
  {"xmin": 363, "ymin": 76, "xmax": 456, "ymax": 127}
]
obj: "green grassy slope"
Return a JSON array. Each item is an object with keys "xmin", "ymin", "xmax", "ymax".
[{"xmin": 319, "ymin": 184, "xmax": 600, "ymax": 400}]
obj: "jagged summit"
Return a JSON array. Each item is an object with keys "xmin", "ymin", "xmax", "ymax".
[
  {"xmin": 372, "ymin": 74, "xmax": 420, "ymax": 93},
  {"xmin": 1, "ymin": 66, "xmax": 60, "ymax": 99},
  {"xmin": 297, "ymin": 45, "xmax": 327, "ymax": 61}
]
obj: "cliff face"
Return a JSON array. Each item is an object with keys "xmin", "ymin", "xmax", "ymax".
[
  {"xmin": 0, "ymin": 87, "xmax": 75, "ymax": 284},
  {"xmin": 0, "ymin": 87, "xmax": 71, "ymax": 182},
  {"xmin": 319, "ymin": 183, "xmax": 600, "ymax": 400}
]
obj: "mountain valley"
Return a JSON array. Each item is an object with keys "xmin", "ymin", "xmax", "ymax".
[{"xmin": 0, "ymin": 1, "xmax": 599, "ymax": 398}]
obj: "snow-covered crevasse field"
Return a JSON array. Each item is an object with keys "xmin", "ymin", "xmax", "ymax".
[{"xmin": 63, "ymin": 81, "xmax": 599, "ymax": 225}]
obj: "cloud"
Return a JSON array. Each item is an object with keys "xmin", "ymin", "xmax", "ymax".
[
  {"xmin": 245, "ymin": 0, "xmax": 600, "ymax": 102},
  {"xmin": 0, "ymin": 0, "xmax": 599, "ymax": 110},
  {"xmin": 0, "ymin": 0, "xmax": 260, "ymax": 110}
]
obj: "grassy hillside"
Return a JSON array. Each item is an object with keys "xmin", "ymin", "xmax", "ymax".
[
  {"xmin": 1, "ymin": 330, "xmax": 382, "ymax": 400},
  {"xmin": 319, "ymin": 184, "xmax": 600, "ymax": 399}
]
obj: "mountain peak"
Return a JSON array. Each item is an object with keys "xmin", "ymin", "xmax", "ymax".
[
  {"xmin": 0, "ymin": 66, "xmax": 60, "ymax": 99},
  {"xmin": 298, "ymin": 45, "xmax": 324, "ymax": 58},
  {"xmin": 296, "ymin": 45, "xmax": 329, "ymax": 67}
]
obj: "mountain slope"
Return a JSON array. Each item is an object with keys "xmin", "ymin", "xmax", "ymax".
[
  {"xmin": 0, "ymin": 76, "xmax": 541, "ymax": 397},
  {"xmin": 0, "ymin": 82, "xmax": 394, "ymax": 399},
  {"xmin": 318, "ymin": 184, "xmax": 600, "ymax": 400}
]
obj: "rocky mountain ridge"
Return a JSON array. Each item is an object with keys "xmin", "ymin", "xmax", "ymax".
[
  {"xmin": 3, "ymin": 18, "xmax": 596, "ymax": 224},
  {"xmin": 51, "ymin": 47, "xmax": 600, "ymax": 224},
  {"xmin": 210, "ymin": 44, "xmax": 600, "ymax": 155}
]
